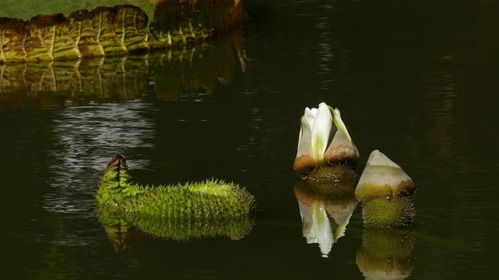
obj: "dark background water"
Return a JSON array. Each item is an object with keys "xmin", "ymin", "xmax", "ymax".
[{"xmin": 1, "ymin": 0, "xmax": 499, "ymax": 279}]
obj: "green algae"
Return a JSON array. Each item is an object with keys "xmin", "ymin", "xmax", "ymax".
[{"xmin": 96, "ymin": 155, "xmax": 255, "ymax": 247}]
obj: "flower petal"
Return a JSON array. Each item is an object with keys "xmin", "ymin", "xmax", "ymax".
[
  {"xmin": 355, "ymin": 150, "xmax": 415, "ymax": 203},
  {"xmin": 324, "ymin": 108, "xmax": 359, "ymax": 164},
  {"xmin": 332, "ymin": 108, "xmax": 352, "ymax": 142},
  {"xmin": 296, "ymin": 115, "xmax": 313, "ymax": 158},
  {"xmin": 311, "ymin": 102, "xmax": 332, "ymax": 162}
]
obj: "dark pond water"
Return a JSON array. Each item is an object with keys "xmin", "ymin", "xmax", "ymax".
[{"xmin": 2, "ymin": 0, "xmax": 499, "ymax": 279}]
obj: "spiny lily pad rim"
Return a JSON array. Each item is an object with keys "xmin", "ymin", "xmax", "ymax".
[{"xmin": 97, "ymin": 154, "xmax": 256, "ymax": 221}]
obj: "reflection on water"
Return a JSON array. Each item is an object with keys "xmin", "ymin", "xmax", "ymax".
[
  {"xmin": 0, "ymin": 31, "xmax": 245, "ymax": 108},
  {"xmin": 422, "ymin": 52, "xmax": 458, "ymax": 171},
  {"xmin": 98, "ymin": 205, "xmax": 255, "ymax": 250},
  {"xmin": 0, "ymin": 57, "xmax": 147, "ymax": 108},
  {"xmin": 356, "ymin": 229, "xmax": 415, "ymax": 280},
  {"xmin": 152, "ymin": 32, "xmax": 246, "ymax": 102},
  {"xmin": 293, "ymin": 166, "xmax": 358, "ymax": 258}
]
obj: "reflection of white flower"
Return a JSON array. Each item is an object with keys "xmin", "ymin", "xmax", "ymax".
[
  {"xmin": 299, "ymin": 200, "xmax": 333, "ymax": 258},
  {"xmin": 294, "ymin": 102, "xmax": 358, "ymax": 172},
  {"xmin": 326, "ymin": 202, "xmax": 357, "ymax": 240},
  {"xmin": 298, "ymin": 196, "xmax": 357, "ymax": 258},
  {"xmin": 312, "ymin": 202, "xmax": 334, "ymax": 258}
]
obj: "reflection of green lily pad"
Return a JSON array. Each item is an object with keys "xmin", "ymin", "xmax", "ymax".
[
  {"xmin": 0, "ymin": 30, "xmax": 244, "ymax": 109},
  {"xmin": 97, "ymin": 203, "xmax": 254, "ymax": 250},
  {"xmin": 132, "ymin": 216, "xmax": 254, "ymax": 241}
]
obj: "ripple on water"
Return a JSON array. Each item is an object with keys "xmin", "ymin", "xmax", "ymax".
[{"xmin": 43, "ymin": 101, "xmax": 155, "ymax": 217}]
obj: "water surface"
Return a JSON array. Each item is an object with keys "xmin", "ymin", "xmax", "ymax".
[{"xmin": 1, "ymin": 0, "xmax": 499, "ymax": 279}]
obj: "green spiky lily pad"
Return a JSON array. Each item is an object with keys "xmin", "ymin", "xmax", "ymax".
[{"xmin": 96, "ymin": 155, "xmax": 255, "ymax": 247}]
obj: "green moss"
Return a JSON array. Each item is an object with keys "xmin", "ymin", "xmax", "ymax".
[
  {"xmin": 96, "ymin": 155, "xmax": 255, "ymax": 247},
  {"xmin": 361, "ymin": 197, "xmax": 415, "ymax": 228}
]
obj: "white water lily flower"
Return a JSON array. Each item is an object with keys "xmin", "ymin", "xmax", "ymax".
[
  {"xmin": 296, "ymin": 102, "xmax": 332, "ymax": 161},
  {"xmin": 294, "ymin": 102, "xmax": 358, "ymax": 173},
  {"xmin": 311, "ymin": 103, "xmax": 332, "ymax": 161}
]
